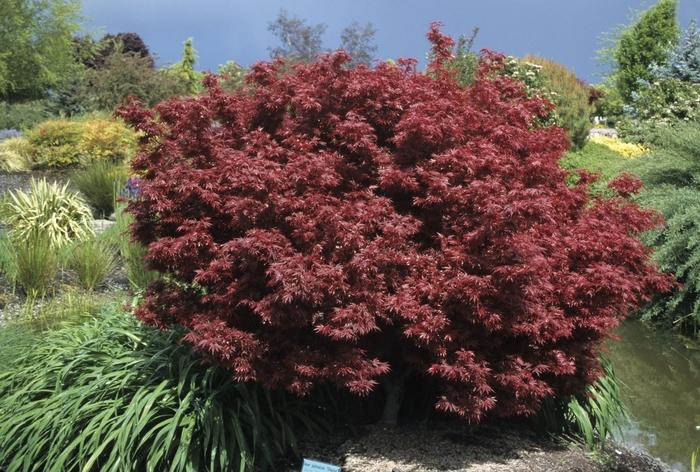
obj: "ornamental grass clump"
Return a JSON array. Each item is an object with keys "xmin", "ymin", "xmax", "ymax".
[
  {"xmin": 0, "ymin": 310, "xmax": 325, "ymax": 471},
  {"xmin": 118, "ymin": 24, "xmax": 673, "ymax": 424},
  {"xmin": 1, "ymin": 178, "xmax": 94, "ymax": 248}
]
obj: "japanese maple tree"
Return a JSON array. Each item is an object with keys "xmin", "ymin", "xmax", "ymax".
[{"xmin": 118, "ymin": 24, "xmax": 673, "ymax": 424}]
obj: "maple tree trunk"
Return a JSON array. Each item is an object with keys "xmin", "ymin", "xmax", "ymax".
[{"xmin": 380, "ymin": 373, "xmax": 406, "ymax": 426}]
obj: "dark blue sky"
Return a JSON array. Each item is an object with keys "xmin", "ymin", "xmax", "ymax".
[{"xmin": 82, "ymin": 0, "xmax": 700, "ymax": 84}]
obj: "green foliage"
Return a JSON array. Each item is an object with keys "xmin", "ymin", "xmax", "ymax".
[
  {"xmin": 112, "ymin": 202, "xmax": 159, "ymax": 291},
  {"xmin": 25, "ymin": 118, "xmax": 84, "ymax": 167},
  {"xmin": 217, "ymin": 61, "xmax": 246, "ymax": 93},
  {"xmin": 1, "ymin": 178, "xmax": 94, "ymax": 248},
  {"xmin": 653, "ymin": 19, "xmax": 700, "ymax": 83},
  {"xmin": 63, "ymin": 237, "xmax": 117, "ymax": 291},
  {"xmin": 623, "ymin": 124, "xmax": 700, "ymax": 336},
  {"xmin": 0, "ymin": 137, "xmax": 32, "ymax": 172},
  {"xmin": 522, "ymin": 55, "xmax": 593, "ymax": 150},
  {"xmin": 534, "ymin": 358, "xmax": 627, "ymax": 450},
  {"xmin": 0, "ymin": 231, "xmax": 17, "ymax": 290},
  {"xmin": 24, "ymin": 117, "xmax": 138, "ymax": 168},
  {"xmin": 614, "ymin": 0, "xmax": 679, "ymax": 101},
  {"xmin": 82, "ymin": 50, "xmax": 189, "ymax": 110},
  {"xmin": 499, "ymin": 56, "xmax": 559, "ymax": 128},
  {"xmin": 0, "ymin": 309, "xmax": 326, "ymax": 471},
  {"xmin": 592, "ymin": 83, "xmax": 625, "ymax": 125},
  {"xmin": 72, "ymin": 160, "xmax": 129, "ymax": 217},
  {"xmin": 617, "ymin": 78, "xmax": 700, "ymax": 145},
  {"xmin": 560, "ymin": 142, "xmax": 631, "ymax": 195},
  {"xmin": 178, "ymin": 38, "xmax": 201, "ymax": 94},
  {"xmin": 0, "ymin": 0, "xmax": 82, "ymax": 100},
  {"xmin": 0, "ymin": 100, "xmax": 52, "ymax": 129},
  {"xmin": 566, "ymin": 359, "xmax": 628, "ymax": 450},
  {"xmin": 2, "ymin": 232, "xmax": 59, "ymax": 296},
  {"xmin": 637, "ymin": 186, "xmax": 700, "ymax": 335},
  {"xmin": 17, "ymin": 289, "xmax": 113, "ymax": 331},
  {"xmin": 0, "ymin": 324, "xmax": 36, "ymax": 373},
  {"xmin": 447, "ymin": 27, "xmax": 480, "ymax": 87}
]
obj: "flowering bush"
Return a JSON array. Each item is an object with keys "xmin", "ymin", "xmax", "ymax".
[
  {"xmin": 118, "ymin": 25, "xmax": 673, "ymax": 423},
  {"xmin": 588, "ymin": 135, "xmax": 648, "ymax": 159},
  {"xmin": 617, "ymin": 78, "xmax": 700, "ymax": 144}
]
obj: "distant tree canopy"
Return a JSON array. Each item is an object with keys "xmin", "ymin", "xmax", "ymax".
[
  {"xmin": 268, "ymin": 9, "xmax": 377, "ymax": 66},
  {"xmin": 340, "ymin": 21, "xmax": 377, "ymax": 66},
  {"xmin": 0, "ymin": 0, "xmax": 82, "ymax": 100},
  {"xmin": 614, "ymin": 0, "xmax": 679, "ymax": 101},
  {"xmin": 91, "ymin": 32, "xmax": 154, "ymax": 69}
]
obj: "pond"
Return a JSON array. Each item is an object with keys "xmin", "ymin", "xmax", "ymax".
[{"xmin": 608, "ymin": 321, "xmax": 700, "ymax": 471}]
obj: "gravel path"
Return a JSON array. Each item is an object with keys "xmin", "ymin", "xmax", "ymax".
[
  {"xmin": 0, "ymin": 170, "xmax": 73, "ymax": 196},
  {"xmin": 291, "ymin": 423, "xmax": 671, "ymax": 472}
]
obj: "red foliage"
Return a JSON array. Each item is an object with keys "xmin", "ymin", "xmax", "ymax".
[
  {"xmin": 608, "ymin": 173, "xmax": 644, "ymax": 198},
  {"xmin": 117, "ymin": 25, "xmax": 673, "ymax": 422}
]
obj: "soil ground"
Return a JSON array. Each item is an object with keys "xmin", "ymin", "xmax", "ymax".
[{"xmin": 290, "ymin": 422, "xmax": 671, "ymax": 472}]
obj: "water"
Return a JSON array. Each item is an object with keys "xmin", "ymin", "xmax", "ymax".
[{"xmin": 608, "ymin": 321, "xmax": 700, "ymax": 471}]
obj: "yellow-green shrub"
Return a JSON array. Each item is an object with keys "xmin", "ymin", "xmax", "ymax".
[
  {"xmin": 589, "ymin": 135, "xmax": 648, "ymax": 159},
  {"xmin": 25, "ymin": 118, "xmax": 138, "ymax": 169},
  {"xmin": 0, "ymin": 137, "xmax": 33, "ymax": 172},
  {"xmin": 77, "ymin": 118, "xmax": 138, "ymax": 162},
  {"xmin": 25, "ymin": 119, "xmax": 84, "ymax": 168},
  {"xmin": 522, "ymin": 55, "xmax": 593, "ymax": 151}
]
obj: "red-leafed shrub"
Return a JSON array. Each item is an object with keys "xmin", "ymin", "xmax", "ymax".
[{"xmin": 117, "ymin": 24, "xmax": 673, "ymax": 424}]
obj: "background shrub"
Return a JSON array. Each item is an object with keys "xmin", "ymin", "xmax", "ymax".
[
  {"xmin": 1, "ymin": 178, "xmax": 94, "ymax": 248},
  {"xmin": 23, "ymin": 117, "xmax": 138, "ymax": 168},
  {"xmin": 0, "ymin": 101, "xmax": 52, "ymax": 130},
  {"xmin": 624, "ymin": 124, "xmax": 700, "ymax": 336},
  {"xmin": 82, "ymin": 50, "xmax": 189, "ymax": 110},
  {"xmin": 0, "ymin": 0, "xmax": 81, "ymax": 100},
  {"xmin": 617, "ymin": 78, "xmax": 700, "ymax": 145},
  {"xmin": 521, "ymin": 55, "xmax": 593, "ymax": 150},
  {"xmin": 652, "ymin": 19, "xmax": 700, "ymax": 83},
  {"xmin": 0, "ymin": 309, "xmax": 326, "ymax": 471},
  {"xmin": 25, "ymin": 119, "xmax": 85, "ymax": 167},
  {"xmin": 76, "ymin": 118, "xmax": 139, "ymax": 163},
  {"xmin": 118, "ymin": 27, "xmax": 672, "ymax": 424}
]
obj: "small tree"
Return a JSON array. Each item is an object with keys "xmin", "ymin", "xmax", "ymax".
[
  {"xmin": 160, "ymin": 37, "xmax": 202, "ymax": 95},
  {"xmin": 119, "ymin": 24, "xmax": 673, "ymax": 425},
  {"xmin": 340, "ymin": 21, "xmax": 378, "ymax": 67},
  {"xmin": 614, "ymin": 0, "xmax": 679, "ymax": 101},
  {"xmin": 268, "ymin": 9, "xmax": 326, "ymax": 62}
]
